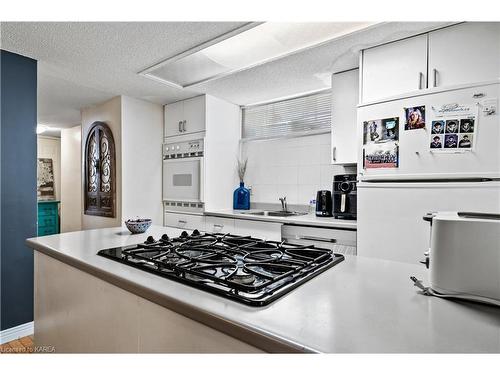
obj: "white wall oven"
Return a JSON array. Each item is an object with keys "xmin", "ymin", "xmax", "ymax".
[{"xmin": 162, "ymin": 139, "xmax": 204, "ymax": 213}]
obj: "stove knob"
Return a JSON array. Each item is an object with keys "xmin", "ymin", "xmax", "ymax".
[
  {"xmin": 145, "ymin": 236, "xmax": 155, "ymax": 244},
  {"xmin": 176, "ymin": 145, "xmax": 180, "ymax": 150},
  {"xmin": 180, "ymin": 231, "xmax": 188, "ymax": 238},
  {"xmin": 161, "ymin": 234, "xmax": 170, "ymax": 241},
  {"xmin": 165, "ymin": 147, "xmax": 169, "ymax": 151},
  {"xmin": 192, "ymin": 229, "xmax": 200, "ymax": 236}
]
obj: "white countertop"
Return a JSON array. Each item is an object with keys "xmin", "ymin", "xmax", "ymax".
[
  {"xmin": 26, "ymin": 225, "xmax": 500, "ymax": 353},
  {"xmin": 204, "ymin": 209, "xmax": 357, "ymax": 229}
]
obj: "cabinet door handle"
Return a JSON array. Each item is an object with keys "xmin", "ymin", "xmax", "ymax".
[
  {"xmin": 182, "ymin": 120, "xmax": 186, "ymax": 132},
  {"xmin": 332, "ymin": 146, "xmax": 337, "ymax": 162},
  {"xmin": 296, "ymin": 235, "xmax": 337, "ymax": 243},
  {"xmin": 418, "ymin": 72, "xmax": 424, "ymax": 90},
  {"xmin": 178, "ymin": 121, "xmax": 183, "ymax": 133},
  {"xmin": 432, "ymin": 68, "xmax": 438, "ymax": 88},
  {"xmin": 178, "ymin": 220, "xmax": 187, "ymax": 227},
  {"xmin": 213, "ymin": 224, "xmax": 224, "ymax": 232}
]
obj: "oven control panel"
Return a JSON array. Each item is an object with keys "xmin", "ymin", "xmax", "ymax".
[{"xmin": 163, "ymin": 139, "xmax": 204, "ymax": 159}]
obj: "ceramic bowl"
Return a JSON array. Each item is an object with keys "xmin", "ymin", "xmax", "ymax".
[{"xmin": 125, "ymin": 218, "xmax": 152, "ymax": 234}]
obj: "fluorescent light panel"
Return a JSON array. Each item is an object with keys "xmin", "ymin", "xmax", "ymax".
[{"xmin": 141, "ymin": 22, "xmax": 374, "ymax": 88}]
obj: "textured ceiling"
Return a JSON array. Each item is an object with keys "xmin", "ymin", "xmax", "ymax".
[
  {"xmin": 0, "ymin": 21, "xmax": 451, "ymax": 127},
  {"xmin": 196, "ymin": 22, "xmax": 453, "ymax": 105},
  {"xmin": 0, "ymin": 22, "xmax": 248, "ymax": 127}
]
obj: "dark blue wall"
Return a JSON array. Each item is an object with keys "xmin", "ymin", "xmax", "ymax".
[{"xmin": 1, "ymin": 50, "xmax": 37, "ymax": 331}]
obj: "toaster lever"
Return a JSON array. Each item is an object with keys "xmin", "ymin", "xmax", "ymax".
[
  {"xmin": 419, "ymin": 254, "xmax": 430, "ymax": 269},
  {"xmin": 422, "ymin": 213, "xmax": 435, "ymax": 223},
  {"xmin": 419, "ymin": 258, "xmax": 429, "ymax": 269}
]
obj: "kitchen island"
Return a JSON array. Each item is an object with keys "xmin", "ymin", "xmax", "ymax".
[{"xmin": 26, "ymin": 225, "xmax": 500, "ymax": 353}]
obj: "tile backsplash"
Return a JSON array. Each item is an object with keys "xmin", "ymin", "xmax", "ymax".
[{"xmin": 241, "ymin": 133, "xmax": 356, "ymax": 205}]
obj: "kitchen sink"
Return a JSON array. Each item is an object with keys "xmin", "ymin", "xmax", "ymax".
[{"xmin": 240, "ymin": 210, "xmax": 308, "ymax": 217}]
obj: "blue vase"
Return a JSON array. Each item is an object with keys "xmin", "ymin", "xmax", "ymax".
[{"xmin": 233, "ymin": 182, "xmax": 250, "ymax": 210}]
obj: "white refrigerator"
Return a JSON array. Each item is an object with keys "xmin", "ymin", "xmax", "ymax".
[{"xmin": 357, "ymin": 83, "xmax": 500, "ymax": 264}]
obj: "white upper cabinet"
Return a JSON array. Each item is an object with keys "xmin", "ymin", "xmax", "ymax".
[
  {"xmin": 164, "ymin": 95, "xmax": 206, "ymax": 137},
  {"xmin": 182, "ymin": 96, "xmax": 206, "ymax": 135},
  {"xmin": 428, "ymin": 22, "xmax": 500, "ymax": 88},
  {"xmin": 164, "ymin": 100, "xmax": 184, "ymax": 137},
  {"xmin": 361, "ymin": 34, "xmax": 427, "ymax": 103},
  {"xmin": 360, "ymin": 23, "xmax": 500, "ymax": 104},
  {"xmin": 331, "ymin": 68, "xmax": 359, "ymax": 165}
]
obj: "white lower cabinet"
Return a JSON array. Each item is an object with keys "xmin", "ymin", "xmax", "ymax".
[
  {"xmin": 204, "ymin": 216, "xmax": 282, "ymax": 240},
  {"xmin": 164, "ymin": 212, "xmax": 206, "ymax": 231},
  {"xmin": 205, "ymin": 216, "xmax": 235, "ymax": 234},
  {"xmin": 233, "ymin": 219, "xmax": 282, "ymax": 241}
]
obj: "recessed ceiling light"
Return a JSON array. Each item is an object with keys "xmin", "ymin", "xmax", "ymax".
[{"xmin": 139, "ymin": 22, "xmax": 376, "ymax": 89}]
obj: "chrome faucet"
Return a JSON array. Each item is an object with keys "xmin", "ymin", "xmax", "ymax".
[{"xmin": 279, "ymin": 196, "xmax": 288, "ymax": 212}]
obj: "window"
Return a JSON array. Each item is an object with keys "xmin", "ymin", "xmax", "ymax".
[
  {"xmin": 241, "ymin": 90, "xmax": 331, "ymax": 140},
  {"xmin": 84, "ymin": 121, "xmax": 116, "ymax": 217}
]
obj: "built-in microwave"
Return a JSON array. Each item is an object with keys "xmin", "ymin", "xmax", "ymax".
[{"xmin": 162, "ymin": 139, "xmax": 204, "ymax": 213}]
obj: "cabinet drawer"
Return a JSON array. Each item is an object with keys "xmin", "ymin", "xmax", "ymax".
[
  {"xmin": 164, "ymin": 212, "xmax": 205, "ymax": 231},
  {"xmin": 38, "ymin": 226, "xmax": 57, "ymax": 236},
  {"xmin": 281, "ymin": 224, "xmax": 357, "ymax": 255},
  {"xmin": 234, "ymin": 219, "xmax": 282, "ymax": 241},
  {"xmin": 38, "ymin": 206, "xmax": 57, "ymax": 216},
  {"xmin": 205, "ymin": 216, "xmax": 235, "ymax": 234},
  {"xmin": 38, "ymin": 216, "xmax": 56, "ymax": 227}
]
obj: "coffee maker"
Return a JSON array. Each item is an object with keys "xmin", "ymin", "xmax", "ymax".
[
  {"xmin": 333, "ymin": 174, "xmax": 357, "ymax": 220},
  {"xmin": 315, "ymin": 190, "xmax": 333, "ymax": 217}
]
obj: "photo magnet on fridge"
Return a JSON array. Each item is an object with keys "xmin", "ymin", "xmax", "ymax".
[
  {"xmin": 431, "ymin": 120, "xmax": 445, "ymax": 134},
  {"xmin": 430, "ymin": 135, "xmax": 443, "ymax": 149},
  {"xmin": 458, "ymin": 133, "xmax": 473, "ymax": 148},
  {"xmin": 363, "ymin": 117, "xmax": 399, "ymax": 145},
  {"xmin": 364, "ymin": 142, "xmax": 399, "ymax": 169},
  {"xmin": 444, "ymin": 134, "xmax": 458, "ymax": 148},
  {"xmin": 445, "ymin": 119, "xmax": 459, "ymax": 134},
  {"xmin": 459, "ymin": 118, "xmax": 475, "ymax": 133},
  {"xmin": 404, "ymin": 106, "xmax": 426, "ymax": 130}
]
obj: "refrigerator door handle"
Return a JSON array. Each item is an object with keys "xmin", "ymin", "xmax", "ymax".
[
  {"xmin": 332, "ymin": 146, "xmax": 337, "ymax": 162},
  {"xmin": 418, "ymin": 72, "xmax": 424, "ymax": 90}
]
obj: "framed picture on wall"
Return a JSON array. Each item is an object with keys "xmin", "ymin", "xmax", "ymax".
[{"xmin": 37, "ymin": 158, "xmax": 55, "ymax": 200}]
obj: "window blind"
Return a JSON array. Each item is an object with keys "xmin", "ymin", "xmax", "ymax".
[{"xmin": 241, "ymin": 90, "xmax": 331, "ymax": 140}]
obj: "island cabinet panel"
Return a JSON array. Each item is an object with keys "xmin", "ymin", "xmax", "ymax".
[{"xmin": 34, "ymin": 252, "xmax": 263, "ymax": 353}]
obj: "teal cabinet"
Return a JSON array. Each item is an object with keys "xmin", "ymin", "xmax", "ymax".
[{"xmin": 37, "ymin": 201, "xmax": 60, "ymax": 236}]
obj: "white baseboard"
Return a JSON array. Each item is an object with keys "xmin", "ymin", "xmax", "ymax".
[{"xmin": 0, "ymin": 321, "xmax": 34, "ymax": 344}]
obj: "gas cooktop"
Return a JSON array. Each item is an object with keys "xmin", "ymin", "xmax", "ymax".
[{"xmin": 97, "ymin": 230, "xmax": 344, "ymax": 306}]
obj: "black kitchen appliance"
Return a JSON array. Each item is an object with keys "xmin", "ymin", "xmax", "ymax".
[
  {"xmin": 315, "ymin": 190, "xmax": 333, "ymax": 217},
  {"xmin": 333, "ymin": 174, "xmax": 357, "ymax": 220},
  {"xmin": 97, "ymin": 230, "xmax": 344, "ymax": 306}
]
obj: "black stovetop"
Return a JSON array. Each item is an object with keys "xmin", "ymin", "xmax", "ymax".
[{"xmin": 97, "ymin": 230, "xmax": 344, "ymax": 306}]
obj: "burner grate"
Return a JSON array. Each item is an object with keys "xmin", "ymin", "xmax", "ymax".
[{"xmin": 98, "ymin": 231, "xmax": 344, "ymax": 306}]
